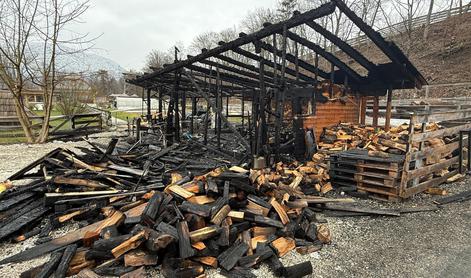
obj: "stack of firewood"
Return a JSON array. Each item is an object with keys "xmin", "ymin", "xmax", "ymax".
[
  {"xmin": 318, "ymin": 122, "xmax": 444, "ymax": 157},
  {"xmin": 0, "ymin": 139, "xmax": 357, "ymax": 278}
]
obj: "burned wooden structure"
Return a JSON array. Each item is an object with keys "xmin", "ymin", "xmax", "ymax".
[{"xmin": 127, "ymin": 0, "xmax": 427, "ymax": 163}]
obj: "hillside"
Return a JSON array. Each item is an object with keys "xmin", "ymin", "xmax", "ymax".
[{"xmin": 355, "ymin": 12, "xmax": 471, "ymax": 98}]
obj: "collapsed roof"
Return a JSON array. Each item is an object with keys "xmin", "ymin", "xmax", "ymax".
[{"xmin": 128, "ymin": 0, "xmax": 427, "ymax": 97}]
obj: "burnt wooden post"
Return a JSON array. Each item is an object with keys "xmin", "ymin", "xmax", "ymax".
[
  {"xmin": 146, "ymin": 88, "xmax": 152, "ymax": 122},
  {"xmin": 372, "ymin": 96, "xmax": 379, "ymax": 128},
  {"xmin": 252, "ymin": 89, "xmax": 259, "ymax": 155},
  {"xmin": 330, "ymin": 63, "xmax": 335, "ymax": 98},
  {"xmin": 258, "ymin": 60, "xmax": 267, "ymax": 156},
  {"xmin": 158, "ymin": 87, "xmax": 163, "ymax": 121},
  {"xmin": 312, "ymin": 53, "xmax": 319, "ymax": 114},
  {"xmin": 191, "ymin": 97, "xmax": 196, "ymax": 134},
  {"xmin": 275, "ymin": 24, "xmax": 288, "ymax": 160},
  {"xmin": 360, "ymin": 96, "xmax": 367, "ymax": 125},
  {"xmin": 216, "ymin": 66, "xmax": 222, "ymax": 149},
  {"xmin": 385, "ymin": 87, "xmax": 393, "ymax": 131},
  {"xmin": 184, "ymin": 71, "xmax": 250, "ymax": 151},
  {"xmin": 174, "ymin": 78, "xmax": 180, "ymax": 142},
  {"xmin": 241, "ymin": 95, "xmax": 245, "ymax": 127},
  {"xmin": 181, "ymin": 91, "xmax": 186, "ymax": 128},
  {"xmin": 226, "ymin": 95, "xmax": 230, "ymax": 118}
]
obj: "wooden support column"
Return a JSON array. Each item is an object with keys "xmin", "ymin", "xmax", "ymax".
[
  {"xmin": 275, "ymin": 24, "xmax": 288, "ymax": 161},
  {"xmin": 372, "ymin": 96, "xmax": 379, "ymax": 128},
  {"xmin": 181, "ymin": 91, "xmax": 186, "ymax": 128},
  {"xmin": 330, "ymin": 63, "xmax": 335, "ymax": 99},
  {"xmin": 226, "ymin": 96, "xmax": 229, "ymax": 118},
  {"xmin": 360, "ymin": 96, "xmax": 367, "ymax": 125},
  {"xmin": 146, "ymin": 88, "xmax": 152, "ymax": 122},
  {"xmin": 312, "ymin": 53, "xmax": 319, "ymax": 115},
  {"xmin": 191, "ymin": 97, "xmax": 197, "ymax": 134},
  {"xmin": 184, "ymin": 72, "xmax": 250, "ymax": 151},
  {"xmin": 241, "ymin": 95, "xmax": 245, "ymax": 127},
  {"xmin": 158, "ymin": 88, "xmax": 163, "ymax": 121},
  {"xmin": 216, "ymin": 67, "xmax": 222, "ymax": 149},
  {"xmin": 258, "ymin": 61, "xmax": 267, "ymax": 155},
  {"xmin": 385, "ymin": 87, "xmax": 393, "ymax": 131}
]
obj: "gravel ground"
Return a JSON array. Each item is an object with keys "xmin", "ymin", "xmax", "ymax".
[{"xmin": 0, "ymin": 135, "xmax": 470, "ymax": 277}]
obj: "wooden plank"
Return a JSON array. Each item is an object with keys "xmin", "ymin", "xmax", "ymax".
[
  {"xmin": 403, "ymin": 170, "xmax": 458, "ymax": 198},
  {"xmin": 412, "ymin": 123, "xmax": 471, "ymax": 142},
  {"xmin": 324, "ymin": 204, "xmax": 400, "ymax": 216},
  {"xmin": 0, "ymin": 210, "xmax": 125, "ymax": 265},
  {"xmin": 55, "ymin": 244, "xmax": 78, "ymax": 278},
  {"xmin": 405, "ymin": 157, "xmax": 458, "ymax": 181},
  {"xmin": 410, "ymin": 141, "xmax": 460, "ymax": 161},
  {"xmin": 413, "ymin": 109, "xmax": 471, "ymax": 124}
]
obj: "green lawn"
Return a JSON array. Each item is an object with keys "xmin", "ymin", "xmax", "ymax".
[
  {"xmin": 0, "ymin": 109, "xmax": 81, "ymax": 144},
  {"xmin": 111, "ymin": 111, "xmax": 143, "ymax": 122}
]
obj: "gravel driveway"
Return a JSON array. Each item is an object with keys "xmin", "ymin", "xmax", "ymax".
[{"xmin": 0, "ymin": 135, "xmax": 470, "ymax": 278}]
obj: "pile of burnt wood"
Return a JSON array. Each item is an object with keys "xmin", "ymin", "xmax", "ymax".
[{"xmin": 0, "ymin": 138, "xmax": 348, "ymax": 278}]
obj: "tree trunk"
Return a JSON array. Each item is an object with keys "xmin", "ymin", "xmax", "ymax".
[
  {"xmin": 423, "ymin": 0, "xmax": 435, "ymax": 40},
  {"xmin": 37, "ymin": 86, "xmax": 54, "ymax": 143},
  {"xmin": 12, "ymin": 94, "xmax": 35, "ymax": 143}
]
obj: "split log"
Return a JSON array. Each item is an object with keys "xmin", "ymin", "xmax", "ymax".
[
  {"xmin": 0, "ymin": 210, "xmax": 125, "ymax": 265},
  {"xmin": 217, "ymin": 241, "xmax": 249, "ymax": 271},
  {"xmin": 270, "ymin": 198, "xmax": 290, "ymax": 225},
  {"xmin": 55, "ymin": 244, "xmax": 78, "ymax": 278},
  {"xmin": 77, "ymin": 269, "xmax": 103, "ymax": 278},
  {"xmin": 112, "ymin": 230, "xmax": 148, "ymax": 258},
  {"xmin": 141, "ymin": 192, "xmax": 163, "ymax": 225},
  {"xmin": 283, "ymin": 261, "xmax": 313, "ymax": 278},
  {"xmin": 210, "ymin": 204, "xmax": 231, "ymax": 225},
  {"xmin": 193, "ymin": 256, "xmax": 218, "ymax": 268},
  {"xmin": 124, "ymin": 250, "xmax": 158, "ymax": 267},
  {"xmin": 190, "ymin": 226, "xmax": 220, "ymax": 243},
  {"xmin": 177, "ymin": 221, "xmax": 196, "ymax": 259},
  {"xmin": 145, "ymin": 231, "xmax": 174, "ymax": 251},
  {"xmin": 270, "ymin": 237, "xmax": 296, "ymax": 257},
  {"xmin": 120, "ymin": 266, "xmax": 146, "ymax": 278}
]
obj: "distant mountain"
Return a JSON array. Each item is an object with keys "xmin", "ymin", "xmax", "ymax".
[
  {"xmin": 28, "ymin": 43, "xmax": 125, "ymax": 79},
  {"xmin": 55, "ymin": 51, "xmax": 125, "ymax": 79}
]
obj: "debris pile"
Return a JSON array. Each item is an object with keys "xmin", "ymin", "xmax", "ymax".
[{"xmin": 0, "ymin": 139, "xmax": 357, "ymax": 278}]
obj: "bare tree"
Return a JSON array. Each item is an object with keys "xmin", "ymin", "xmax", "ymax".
[
  {"xmin": 145, "ymin": 49, "xmax": 173, "ymax": 71},
  {"xmin": 0, "ymin": 0, "xmax": 92, "ymax": 143},
  {"xmin": 423, "ymin": 0, "xmax": 435, "ymax": 40}
]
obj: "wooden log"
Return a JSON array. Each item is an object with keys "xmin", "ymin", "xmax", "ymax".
[
  {"xmin": 252, "ymin": 226, "xmax": 276, "ymax": 237},
  {"xmin": 267, "ymin": 255, "xmax": 284, "ymax": 277},
  {"xmin": 210, "ymin": 204, "xmax": 231, "ymax": 225},
  {"xmin": 120, "ymin": 266, "xmax": 146, "ymax": 278},
  {"xmin": 241, "ymin": 230, "xmax": 253, "ymax": 256},
  {"xmin": 188, "ymin": 195, "xmax": 215, "ymax": 205},
  {"xmin": 1, "ymin": 210, "xmax": 125, "ymax": 265},
  {"xmin": 141, "ymin": 192, "xmax": 163, "ymax": 225},
  {"xmin": 270, "ymin": 198, "xmax": 290, "ymax": 225},
  {"xmin": 238, "ymin": 246, "xmax": 274, "ymax": 267},
  {"xmin": 112, "ymin": 230, "xmax": 148, "ymax": 258},
  {"xmin": 55, "ymin": 244, "xmax": 78, "ymax": 278},
  {"xmin": 177, "ymin": 221, "xmax": 196, "ymax": 259},
  {"xmin": 94, "ymin": 266, "xmax": 135, "ymax": 277},
  {"xmin": 54, "ymin": 176, "xmax": 107, "ymax": 189},
  {"xmin": 36, "ymin": 251, "xmax": 63, "ymax": 278},
  {"xmin": 179, "ymin": 201, "xmax": 211, "ymax": 217},
  {"xmin": 0, "ymin": 201, "xmax": 48, "ymax": 241},
  {"xmin": 296, "ymin": 244, "xmax": 322, "ymax": 255},
  {"xmin": 217, "ymin": 242, "xmax": 249, "ymax": 271},
  {"xmin": 124, "ymin": 250, "xmax": 158, "ymax": 267},
  {"xmin": 0, "ymin": 192, "xmax": 36, "ymax": 211},
  {"xmin": 190, "ymin": 226, "xmax": 221, "ymax": 243},
  {"xmin": 156, "ymin": 222, "xmax": 178, "ymax": 239},
  {"xmin": 145, "ymin": 231, "xmax": 174, "ymax": 252},
  {"xmin": 77, "ymin": 268, "xmax": 103, "ymax": 278},
  {"xmin": 167, "ymin": 185, "xmax": 195, "ymax": 199},
  {"xmin": 93, "ymin": 234, "xmax": 132, "ymax": 251},
  {"xmin": 270, "ymin": 237, "xmax": 296, "ymax": 257},
  {"xmin": 283, "ymin": 261, "xmax": 313, "ymax": 278},
  {"xmin": 193, "ymin": 256, "xmax": 218, "ymax": 268}
]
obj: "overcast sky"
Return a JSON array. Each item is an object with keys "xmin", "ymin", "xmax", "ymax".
[{"xmin": 75, "ymin": 0, "xmax": 279, "ymax": 71}]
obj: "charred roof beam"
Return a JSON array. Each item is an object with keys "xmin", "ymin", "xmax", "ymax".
[
  {"xmin": 133, "ymin": 1, "xmax": 336, "ymax": 82},
  {"xmin": 303, "ymin": 19, "xmax": 376, "ymax": 73}
]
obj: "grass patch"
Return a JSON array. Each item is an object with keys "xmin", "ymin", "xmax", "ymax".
[{"xmin": 111, "ymin": 111, "xmax": 143, "ymax": 122}]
